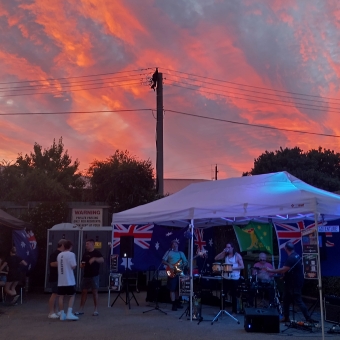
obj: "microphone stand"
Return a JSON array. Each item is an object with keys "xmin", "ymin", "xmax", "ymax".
[{"xmin": 143, "ymin": 249, "xmax": 171, "ymax": 315}]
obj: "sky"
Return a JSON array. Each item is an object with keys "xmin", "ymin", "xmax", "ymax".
[{"xmin": 1, "ymin": 0, "xmax": 340, "ymax": 181}]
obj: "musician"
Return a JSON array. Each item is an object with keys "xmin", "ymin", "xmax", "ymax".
[
  {"xmin": 248, "ymin": 252, "xmax": 275, "ymax": 307},
  {"xmin": 162, "ymin": 240, "xmax": 188, "ymax": 311},
  {"xmin": 215, "ymin": 242, "xmax": 244, "ymax": 314},
  {"xmin": 265, "ymin": 242, "xmax": 315, "ymax": 323}
]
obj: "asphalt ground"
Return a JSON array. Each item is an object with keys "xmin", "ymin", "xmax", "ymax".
[{"xmin": 0, "ymin": 290, "xmax": 337, "ymax": 340}]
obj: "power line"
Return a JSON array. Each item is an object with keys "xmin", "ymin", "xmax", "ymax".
[
  {"xmin": 0, "ymin": 109, "xmax": 153, "ymax": 116},
  {"xmin": 166, "ymin": 83, "xmax": 340, "ymax": 114},
  {"xmin": 0, "ymin": 67, "xmax": 155, "ymax": 85},
  {"xmin": 3, "ymin": 81, "xmax": 145, "ymax": 97},
  {"xmin": 164, "ymin": 74, "xmax": 340, "ymax": 107},
  {"xmin": 161, "ymin": 68, "xmax": 340, "ymax": 102},
  {"xmin": 165, "ymin": 109, "xmax": 340, "ymax": 138},
  {"xmin": 0, "ymin": 73, "xmax": 151, "ymax": 92}
]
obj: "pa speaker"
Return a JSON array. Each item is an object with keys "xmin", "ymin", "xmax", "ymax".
[
  {"xmin": 120, "ymin": 236, "xmax": 134, "ymax": 258},
  {"xmin": 325, "ymin": 295, "xmax": 340, "ymax": 323},
  {"xmin": 244, "ymin": 308, "xmax": 280, "ymax": 333}
]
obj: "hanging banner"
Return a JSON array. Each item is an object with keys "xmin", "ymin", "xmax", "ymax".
[
  {"xmin": 179, "ymin": 275, "xmax": 190, "ymax": 296},
  {"xmin": 301, "ymin": 227, "xmax": 318, "ymax": 253},
  {"xmin": 234, "ymin": 221, "xmax": 273, "ymax": 254},
  {"xmin": 303, "ymin": 254, "xmax": 318, "ymax": 280}
]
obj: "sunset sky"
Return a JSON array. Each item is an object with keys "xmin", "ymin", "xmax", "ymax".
[{"xmin": 1, "ymin": 1, "xmax": 340, "ymax": 180}]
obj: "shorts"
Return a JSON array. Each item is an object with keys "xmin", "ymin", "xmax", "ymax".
[
  {"xmin": 57, "ymin": 285, "xmax": 76, "ymax": 296},
  {"xmin": 50, "ymin": 281, "xmax": 58, "ymax": 294},
  {"xmin": 0, "ymin": 275, "xmax": 7, "ymax": 283},
  {"xmin": 81, "ymin": 276, "xmax": 99, "ymax": 290},
  {"xmin": 167, "ymin": 275, "xmax": 179, "ymax": 292}
]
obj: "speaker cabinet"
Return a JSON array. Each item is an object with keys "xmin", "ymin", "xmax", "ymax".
[
  {"xmin": 325, "ymin": 295, "xmax": 340, "ymax": 323},
  {"xmin": 244, "ymin": 308, "xmax": 280, "ymax": 333},
  {"xmin": 120, "ymin": 236, "xmax": 134, "ymax": 258}
]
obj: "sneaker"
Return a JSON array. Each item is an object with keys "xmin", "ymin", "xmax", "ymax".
[
  {"xmin": 12, "ymin": 295, "xmax": 20, "ymax": 304},
  {"xmin": 57, "ymin": 311, "xmax": 62, "ymax": 317},
  {"xmin": 48, "ymin": 313, "xmax": 60, "ymax": 319},
  {"xmin": 66, "ymin": 312, "xmax": 79, "ymax": 321},
  {"xmin": 59, "ymin": 311, "xmax": 66, "ymax": 321}
]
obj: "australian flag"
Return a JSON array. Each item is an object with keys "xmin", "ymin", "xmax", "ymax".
[
  {"xmin": 273, "ymin": 219, "xmax": 340, "ymax": 276},
  {"xmin": 111, "ymin": 224, "xmax": 215, "ymax": 273},
  {"xmin": 12, "ymin": 229, "xmax": 38, "ymax": 273}
]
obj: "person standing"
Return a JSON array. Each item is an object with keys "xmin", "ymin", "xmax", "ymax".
[
  {"xmin": 75, "ymin": 239, "xmax": 104, "ymax": 316},
  {"xmin": 0, "ymin": 246, "xmax": 27, "ymax": 305},
  {"xmin": 266, "ymin": 242, "xmax": 315, "ymax": 323},
  {"xmin": 47, "ymin": 239, "xmax": 66, "ymax": 319},
  {"xmin": 57, "ymin": 240, "xmax": 78, "ymax": 321},
  {"xmin": 215, "ymin": 242, "xmax": 244, "ymax": 314},
  {"xmin": 162, "ymin": 240, "xmax": 188, "ymax": 311}
]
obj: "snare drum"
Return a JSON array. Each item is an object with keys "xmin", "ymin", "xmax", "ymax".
[
  {"xmin": 222, "ymin": 263, "xmax": 233, "ymax": 273},
  {"xmin": 212, "ymin": 262, "xmax": 222, "ymax": 274}
]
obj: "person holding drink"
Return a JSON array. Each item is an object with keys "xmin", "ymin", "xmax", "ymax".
[{"xmin": 75, "ymin": 239, "xmax": 104, "ymax": 316}]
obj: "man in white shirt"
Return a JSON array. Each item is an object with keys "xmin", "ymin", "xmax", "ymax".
[{"xmin": 57, "ymin": 240, "xmax": 78, "ymax": 321}]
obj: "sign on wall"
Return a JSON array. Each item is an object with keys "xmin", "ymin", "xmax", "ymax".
[{"xmin": 71, "ymin": 208, "xmax": 103, "ymax": 227}]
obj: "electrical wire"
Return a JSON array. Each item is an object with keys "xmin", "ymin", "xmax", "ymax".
[
  {"xmin": 164, "ymin": 74, "xmax": 340, "ymax": 108},
  {"xmin": 165, "ymin": 109, "xmax": 340, "ymax": 138},
  {"xmin": 161, "ymin": 68, "xmax": 340, "ymax": 102},
  {"xmin": 0, "ymin": 67, "xmax": 156, "ymax": 85},
  {"xmin": 0, "ymin": 109, "xmax": 153, "ymax": 116},
  {"xmin": 166, "ymin": 83, "xmax": 340, "ymax": 114}
]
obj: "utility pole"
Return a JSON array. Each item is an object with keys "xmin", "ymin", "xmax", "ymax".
[
  {"xmin": 156, "ymin": 71, "xmax": 164, "ymax": 195},
  {"xmin": 214, "ymin": 164, "xmax": 218, "ymax": 180}
]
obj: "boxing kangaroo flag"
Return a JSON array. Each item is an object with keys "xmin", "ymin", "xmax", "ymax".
[{"xmin": 234, "ymin": 221, "xmax": 273, "ymax": 254}]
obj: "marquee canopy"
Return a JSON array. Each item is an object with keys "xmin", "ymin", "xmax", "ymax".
[
  {"xmin": 0, "ymin": 209, "xmax": 33, "ymax": 230},
  {"xmin": 112, "ymin": 171, "xmax": 340, "ymax": 227}
]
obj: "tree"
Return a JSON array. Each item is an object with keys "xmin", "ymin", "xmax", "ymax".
[
  {"xmin": 0, "ymin": 137, "xmax": 85, "ymax": 202},
  {"xmin": 88, "ymin": 150, "xmax": 159, "ymax": 212},
  {"xmin": 243, "ymin": 146, "xmax": 340, "ymax": 191}
]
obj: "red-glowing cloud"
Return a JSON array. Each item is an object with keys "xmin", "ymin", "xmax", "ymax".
[{"xmin": 1, "ymin": 0, "xmax": 340, "ymax": 181}]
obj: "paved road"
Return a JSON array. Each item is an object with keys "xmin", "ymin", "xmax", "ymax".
[{"xmin": 0, "ymin": 291, "xmax": 329, "ymax": 340}]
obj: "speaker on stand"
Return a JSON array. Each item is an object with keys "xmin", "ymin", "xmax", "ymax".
[{"xmin": 111, "ymin": 235, "xmax": 139, "ymax": 309}]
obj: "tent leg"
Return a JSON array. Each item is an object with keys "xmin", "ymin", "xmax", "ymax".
[{"xmin": 314, "ymin": 213, "xmax": 325, "ymax": 340}]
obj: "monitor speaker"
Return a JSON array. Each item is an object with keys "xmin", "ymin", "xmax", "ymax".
[
  {"xmin": 244, "ymin": 308, "xmax": 280, "ymax": 333},
  {"xmin": 120, "ymin": 236, "xmax": 134, "ymax": 258},
  {"xmin": 325, "ymin": 295, "xmax": 340, "ymax": 323}
]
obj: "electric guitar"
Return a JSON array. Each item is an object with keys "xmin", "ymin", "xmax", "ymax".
[{"xmin": 166, "ymin": 259, "xmax": 184, "ymax": 278}]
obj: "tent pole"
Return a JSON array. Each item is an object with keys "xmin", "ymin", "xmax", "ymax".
[
  {"xmin": 314, "ymin": 212, "xmax": 325, "ymax": 340},
  {"xmin": 190, "ymin": 219, "xmax": 194, "ymax": 322}
]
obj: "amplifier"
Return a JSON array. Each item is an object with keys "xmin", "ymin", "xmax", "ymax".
[
  {"xmin": 324, "ymin": 295, "xmax": 340, "ymax": 323},
  {"xmin": 244, "ymin": 308, "xmax": 280, "ymax": 333}
]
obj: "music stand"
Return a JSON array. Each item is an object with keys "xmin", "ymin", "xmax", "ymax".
[
  {"xmin": 111, "ymin": 258, "xmax": 139, "ymax": 309},
  {"xmin": 211, "ymin": 267, "xmax": 240, "ymax": 325}
]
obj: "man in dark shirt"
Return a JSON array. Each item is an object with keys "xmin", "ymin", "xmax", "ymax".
[
  {"xmin": 75, "ymin": 239, "xmax": 104, "ymax": 316},
  {"xmin": 266, "ymin": 242, "xmax": 315, "ymax": 323},
  {"xmin": 48, "ymin": 239, "xmax": 66, "ymax": 319}
]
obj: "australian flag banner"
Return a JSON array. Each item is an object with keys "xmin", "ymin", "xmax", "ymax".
[
  {"xmin": 273, "ymin": 219, "xmax": 340, "ymax": 276},
  {"xmin": 111, "ymin": 224, "xmax": 214, "ymax": 273},
  {"xmin": 12, "ymin": 229, "xmax": 38, "ymax": 273}
]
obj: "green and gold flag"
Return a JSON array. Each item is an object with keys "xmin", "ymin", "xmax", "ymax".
[{"xmin": 234, "ymin": 221, "xmax": 273, "ymax": 254}]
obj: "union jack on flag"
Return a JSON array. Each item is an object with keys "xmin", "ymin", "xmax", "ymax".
[
  {"xmin": 112, "ymin": 224, "xmax": 154, "ymax": 249},
  {"xmin": 194, "ymin": 228, "xmax": 206, "ymax": 252}
]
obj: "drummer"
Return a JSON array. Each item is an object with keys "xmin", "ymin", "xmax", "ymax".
[
  {"xmin": 215, "ymin": 242, "xmax": 244, "ymax": 314},
  {"xmin": 249, "ymin": 252, "xmax": 275, "ymax": 307}
]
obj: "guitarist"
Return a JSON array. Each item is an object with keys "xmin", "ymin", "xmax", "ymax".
[{"xmin": 162, "ymin": 240, "xmax": 188, "ymax": 311}]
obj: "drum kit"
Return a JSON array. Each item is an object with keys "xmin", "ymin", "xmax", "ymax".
[{"xmin": 210, "ymin": 263, "xmax": 283, "ymax": 314}]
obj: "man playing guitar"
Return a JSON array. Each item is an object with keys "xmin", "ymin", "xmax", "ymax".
[{"xmin": 162, "ymin": 240, "xmax": 188, "ymax": 311}]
